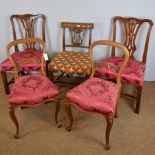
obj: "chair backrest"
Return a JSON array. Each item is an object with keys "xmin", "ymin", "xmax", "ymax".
[
  {"xmin": 61, "ymin": 22, "xmax": 94, "ymax": 51},
  {"xmin": 10, "ymin": 14, "xmax": 46, "ymax": 52},
  {"xmin": 90, "ymin": 40, "xmax": 129, "ymax": 89},
  {"xmin": 111, "ymin": 16, "xmax": 153, "ymax": 63},
  {"xmin": 6, "ymin": 38, "xmax": 46, "ymax": 79}
]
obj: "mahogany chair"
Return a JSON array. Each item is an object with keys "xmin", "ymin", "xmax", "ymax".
[
  {"xmin": 95, "ymin": 16, "xmax": 153, "ymax": 113},
  {"xmin": 7, "ymin": 38, "xmax": 61, "ymax": 138},
  {"xmin": 0, "ymin": 14, "xmax": 46, "ymax": 95},
  {"xmin": 65, "ymin": 40, "xmax": 129, "ymax": 150},
  {"xmin": 48, "ymin": 22, "xmax": 94, "ymax": 83}
]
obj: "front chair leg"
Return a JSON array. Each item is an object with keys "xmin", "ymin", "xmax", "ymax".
[
  {"xmin": 135, "ymin": 86, "xmax": 142, "ymax": 114},
  {"xmin": 105, "ymin": 115, "xmax": 113, "ymax": 150},
  {"xmin": 9, "ymin": 106, "xmax": 19, "ymax": 138},
  {"xmin": 65, "ymin": 99, "xmax": 73, "ymax": 131},
  {"xmin": 55, "ymin": 101, "xmax": 62, "ymax": 128}
]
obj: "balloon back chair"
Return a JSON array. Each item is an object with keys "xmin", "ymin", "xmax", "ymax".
[
  {"xmin": 65, "ymin": 40, "xmax": 129, "ymax": 150},
  {"xmin": 95, "ymin": 16, "xmax": 153, "ymax": 113},
  {"xmin": 0, "ymin": 14, "xmax": 46, "ymax": 95},
  {"xmin": 7, "ymin": 38, "xmax": 61, "ymax": 138},
  {"xmin": 48, "ymin": 22, "xmax": 94, "ymax": 83}
]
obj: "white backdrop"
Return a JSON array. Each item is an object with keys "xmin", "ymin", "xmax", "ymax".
[{"xmin": 0, "ymin": 0, "xmax": 155, "ymax": 80}]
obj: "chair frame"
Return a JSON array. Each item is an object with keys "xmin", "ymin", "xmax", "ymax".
[
  {"xmin": 65, "ymin": 40, "xmax": 129, "ymax": 150},
  {"xmin": 50, "ymin": 22, "xmax": 94, "ymax": 83},
  {"xmin": 7, "ymin": 38, "xmax": 61, "ymax": 138},
  {"xmin": 112, "ymin": 16, "xmax": 153, "ymax": 113},
  {"xmin": 1, "ymin": 14, "xmax": 46, "ymax": 95}
]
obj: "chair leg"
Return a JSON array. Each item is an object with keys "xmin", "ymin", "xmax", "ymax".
[
  {"xmin": 55, "ymin": 101, "xmax": 62, "ymax": 128},
  {"xmin": 1, "ymin": 71, "xmax": 10, "ymax": 95},
  {"xmin": 105, "ymin": 115, "xmax": 113, "ymax": 150},
  {"xmin": 9, "ymin": 106, "xmax": 19, "ymax": 138},
  {"xmin": 65, "ymin": 99, "xmax": 73, "ymax": 131},
  {"xmin": 135, "ymin": 86, "xmax": 142, "ymax": 114}
]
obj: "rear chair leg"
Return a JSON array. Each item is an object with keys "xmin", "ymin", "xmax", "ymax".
[
  {"xmin": 9, "ymin": 106, "xmax": 19, "ymax": 138},
  {"xmin": 1, "ymin": 71, "xmax": 10, "ymax": 95},
  {"xmin": 135, "ymin": 86, "xmax": 142, "ymax": 114},
  {"xmin": 65, "ymin": 99, "xmax": 73, "ymax": 131},
  {"xmin": 55, "ymin": 101, "xmax": 62, "ymax": 128},
  {"xmin": 105, "ymin": 115, "xmax": 113, "ymax": 150}
]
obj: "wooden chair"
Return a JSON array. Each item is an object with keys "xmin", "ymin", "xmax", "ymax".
[
  {"xmin": 0, "ymin": 14, "xmax": 46, "ymax": 95},
  {"xmin": 65, "ymin": 40, "xmax": 129, "ymax": 150},
  {"xmin": 48, "ymin": 22, "xmax": 94, "ymax": 83},
  {"xmin": 95, "ymin": 16, "xmax": 153, "ymax": 113},
  {"xmin": 7, "ymin": 38, "xmax": 61, "ymax": 138}
]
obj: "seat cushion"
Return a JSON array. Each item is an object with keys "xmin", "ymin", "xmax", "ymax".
[
  {"xmin": 9, "ymin": 74, "xmax": 58, "ymax": 106},
  {"xmin": 95, "ymin": 57, "xmax": 145, "ymax": 86},
  {"xmin": 67, "ymin": 77, "xmax": 118, "ymax": 114},
  {"xmin": 48, "ymin": 51, "xmax": 92, "ymax": 75},
  {"xmin": 0, "ymin": 50, "xmax": 43, "ymax": 71}
]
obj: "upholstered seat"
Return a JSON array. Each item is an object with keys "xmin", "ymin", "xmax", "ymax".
[
  {"xmin": 67, "ymin": 77, "xmax": 118, "ymax": 114},
  {"xmin": 0, "ymin": 50, "xmax": 43, "ymax": 71},
  {"xmin": 95, "ymin": 57, "xmax": 145, "ymax": 86},
  {"xmin": 9, "ymin": 74, "xmax": 58, "ymax": 106},
  {"xmin": 49, "ymin": 51, "xmax": 91, "ymax": 75}
]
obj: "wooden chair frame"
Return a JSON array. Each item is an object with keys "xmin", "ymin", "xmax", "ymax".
[
  {"xmin": 1, "ymin": 14, "xmax": 46, "ymax": 95},
  {"xmin": 112, "ymin": 16, "xmax": 153, "ymax": 113},
  {"xmin": 65, "ymin": 40, "xmax": 129, "ymax": 150},
  {"xmin": 7, "ymin": 38, "xmax": 61, "ymax": 138}
]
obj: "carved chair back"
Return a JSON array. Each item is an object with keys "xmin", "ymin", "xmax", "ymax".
[
  {"xmin": 111, "ymin": 16, "xmax": 153, "ymax": 63},
  {"xmin": 6, "ymin": 38, "xmax": 46, "ymax": 79},
  {"xmin": 10, "ymin": 14, "xmax": 46, "ymax": 52},
  {"xmin": 61, "ymin": 22, "xmax": 94, "ymax": 51}
]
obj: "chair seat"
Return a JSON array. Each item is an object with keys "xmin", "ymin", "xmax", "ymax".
[
  {"xmin": 0, "ymin": 50, "xmax": 43, "ymax": 71},
  {"xmin": 95, "ymin": 57, "xmax": 145, "ymax": 86},
  {"xmin": 67, "ymin": 77, "xmax": 118, "ymax": 114},
  {"xmin": 9, "ymin": 74, "xmax": 58, "ymax": 106},
  {"xmin": 48, "ymin": 51, "xmax": 92, "ymax": 75}
]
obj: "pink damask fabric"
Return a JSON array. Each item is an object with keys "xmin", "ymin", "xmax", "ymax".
[
  {"xmin": 0, "ymin": 50, "xmax": 43, "ymax": 71},
  {"xmin": 67, "ymin": 77, "xmax": 118, "ymax": 114},
  {"xmin": 95, "ymin": 57, "xmax": 145, "ymax": 86},
  {"xmin": 9, "ymin": 74, "xmax": 58, "ymax": 106}
]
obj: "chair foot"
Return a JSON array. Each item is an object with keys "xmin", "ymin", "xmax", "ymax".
[
  {"xmin": 105, "ymin": 144, "xmax": 111, "ymax": 150},
  {"xmin": 55, "ymin": 123, "xmax": 62, "ymax": 128},
  {"xmin": 14, "ymin": 134, "xmax": 20, "ymax": 139},
  {"xmin": 66, "ymin": 126, "xmax": 71, "ymax": 131}
]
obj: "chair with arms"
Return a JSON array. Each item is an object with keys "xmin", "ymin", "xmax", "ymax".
[
  {"xmin": 7, "ymin": 38, "xmax": 61, "ymax": 138},
  {"xmin": 48, "ymin": 22, "xmax": 94, "ymax": 83},
  {"xmin": 95, "ymin": 16, "xmax": 153, "ymax": 113},
  {"xmin": 0, "ymin": 14, "xmax": 46, "ymax": 95},
  {"xmin": 65, "ymin": 40, "xmax": 129, "ymax": 149}
]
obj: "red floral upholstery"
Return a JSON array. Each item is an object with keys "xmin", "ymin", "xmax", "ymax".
[
  {"xmin": 95, "ymin": 57, "xmax": 145, "ymax": 86},
  {"xmin": 67, "ymin": 77, "xmax": 118, "ymax": 114},
  {"xmin": 0, "ymin": 50, "xmax": 43, "ymax": 71},
  {"xmin": 9, "ymin": 74, "xmax": 58, "ymax": 106}
]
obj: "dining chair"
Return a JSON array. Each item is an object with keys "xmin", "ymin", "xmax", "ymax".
[
  {"xmin": 48, "ymin": 22, "xmax": 94, "ymax": 83},
  {"xmin": 7, "ymin": 38, "xmax": 61, "ymax": 138},
  {"xmin": 65, "ymin": 40, "xmax": 129, "ymax": 149},
  {"xmin": 95, "ymin": 16, "xmax": 153, "ymax": 113},
  {"xmin": 0, "ymin": 14, "xmax": 46, "ymax": 95}
]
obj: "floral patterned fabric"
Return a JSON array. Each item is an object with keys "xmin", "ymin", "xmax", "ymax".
[
  {"xmin": 67, "ymin": 77, "xmax": 118, "ymax": 114},
  {"xmin": 9, "ymin": 74, "xmax": 58, "ymax": 106},
  {"xmin": 95, "ymin": 57, "xmax": 145, "ymax": 86},
  {"xmin": 48, "ymin": 51, "xmax": 92, "ymax": 75},
  {"xmin": 0, "ymin": 50, "xmax": 43, "ymax": 71}
]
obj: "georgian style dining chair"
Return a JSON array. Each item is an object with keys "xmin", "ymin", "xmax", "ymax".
[
  {"xmin": 48, "ymin": 22, "xmax": 94, "ymax": 83},
  {"xmin": 0, "ymin": 14, "xmax": 46, "ymax": 95},
  {"xmin": 95, "ymin": 16, "xmax": 153, "ymax": 113},
  {"xmin": 7, "ymin": 38, "xmax": 61, "ymax": 138},
  {"xmin": 65, "ymin": 40, "xmax": 129, "ymax": 150}
]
